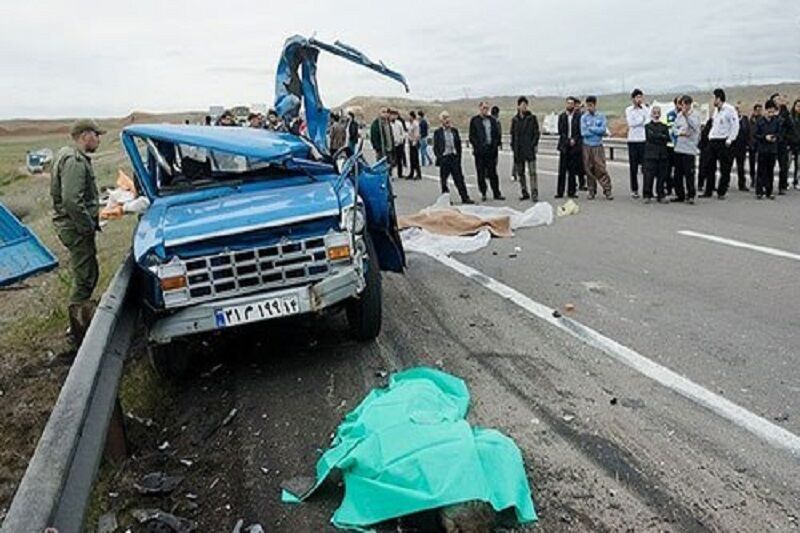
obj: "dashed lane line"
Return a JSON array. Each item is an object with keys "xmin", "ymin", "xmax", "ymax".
[
  {"xmin": 427, "ymin": 252, "xmax": 800, "ymax": 456},
  {"xmin": 678, "ymin": 230, "xmax": 800, "ymax": 262}
]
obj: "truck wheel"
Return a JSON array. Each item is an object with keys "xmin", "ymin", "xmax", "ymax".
[
  {"xmin": 346, "ymin": 234, "xmax": 382, "ymax": 341},
  {"xmin": 147, "ymin": 340, "xmax": 192, "ymax": 381}
]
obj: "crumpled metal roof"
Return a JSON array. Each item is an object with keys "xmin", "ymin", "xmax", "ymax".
[
  {"xmin": 122, "ymin": 124, "xmax": 311, "ymax": 161},
  {"xmin": 0, "ymin": 203, "xmax": 58, "ymax": 286}
]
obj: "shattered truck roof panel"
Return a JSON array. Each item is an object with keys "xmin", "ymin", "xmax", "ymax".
[
  {"xmin": 122, "ymin": 124, "xmax": 311, "ymax": 161},
  {"xmin": 0, "ymin": 203, "xmax": 58, "ymax": 287}
]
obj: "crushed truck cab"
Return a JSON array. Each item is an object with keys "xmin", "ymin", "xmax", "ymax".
[{"xmin": 122, "ymin": 36, "xmax": 407, "ymax": 379}]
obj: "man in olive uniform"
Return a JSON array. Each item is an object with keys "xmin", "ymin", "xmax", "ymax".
[{"xmin": 51, "ymin": 119, "xmax": 105, "ymax": 344}]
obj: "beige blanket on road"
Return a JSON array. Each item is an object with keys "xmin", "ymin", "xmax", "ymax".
[{"xmin": 398, "ymin": 208, "xmax": 513, "ymax": 238}]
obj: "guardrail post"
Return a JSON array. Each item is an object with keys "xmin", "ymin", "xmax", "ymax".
[{"xmin": 104, "ymin": 400, "xmax": 128, "ymax": 464}]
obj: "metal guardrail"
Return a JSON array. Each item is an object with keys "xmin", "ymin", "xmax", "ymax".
[
  {"xmin": 2, "ymin": 255, "xmax": 136, "ymax": 533},
  {"xmin": 497, "ymin": 134, "xmax": 630, "ymax": 161}
]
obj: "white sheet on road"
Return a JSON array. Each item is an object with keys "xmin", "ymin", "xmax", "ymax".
[{"xmin": 400, "ymin": 193, "xmax": 553, "ymax": 256}]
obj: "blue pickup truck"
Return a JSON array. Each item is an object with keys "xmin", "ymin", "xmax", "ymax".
[{"xmin": 122, "ymin": 36, "xmax": 407, "ymax": 378}]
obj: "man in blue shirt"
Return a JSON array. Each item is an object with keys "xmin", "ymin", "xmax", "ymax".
[
  {"xmin": 580, "ymin": 96, "xmax": 614, "ymax": 200},
  {"xmin": 418, "ymin": 110, "xmax": 432, "ymax": 166}
]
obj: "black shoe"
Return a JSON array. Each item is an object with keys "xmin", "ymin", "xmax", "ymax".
[
  {"xmin": 670, "ymin": 197, "xmax": 685, "ymax": 203},
  {"xmin": 554, "ymin": 194, "xmax": 564, "ymax": 199},
  {"xmin": 519, "ymin": 193, "xmax": 530, "ymax": 201},
  {"xmin": 756, "ymin": 194, "xmax": 763, "ymax": 199},
  {"xmin": 686, "ymin": 198, "xmax": 695, "ymax": 205},
  {"xmin": 631, "ymin": 192, "xmax": 640, "ymax": 199},
  {"xmin": 567, "ymin": 193, "xmax": 578, "ymax": 198},
  {"xmin": 700, "ymin": 193, "xmax": 713, "ymax": 198},
  {"xmin": 494, "ymin": 195, "xmax": 506, "ymax": 201},
  {"xmin": 579, "ymin": 185, "xmax": 588, "ymax": 191},
  {"xmin": 768, "ymin": 194, "xmax": 776, "ymax": 200},
  {"xmin": 481, "ymin": 194, "xmax": 487, "ymax": 202},
  {"xmin": 462, "ymin": 198, "xmax": 475, "ymax": 205},
  {"xmin": 739, "ymin": 187, "xmax": 750, "ymax": 192}
]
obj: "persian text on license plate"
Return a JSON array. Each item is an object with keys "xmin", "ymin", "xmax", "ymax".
[{"xmin": 214, "ymin": 295, "xmax": 300, "ymax": 328}]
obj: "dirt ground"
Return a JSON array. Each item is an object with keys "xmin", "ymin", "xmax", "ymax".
[{"xmin": 0, "ymin": 130, "xmax": 136, "ymax": 519}]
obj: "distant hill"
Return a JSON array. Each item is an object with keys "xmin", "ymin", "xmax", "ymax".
[
  {"xmin": 2, "ymin": 81, "xmax": 797, "ymax": 138},
  {"xmin": 0, "ymin": 111, "xmax": 205, "ymax": 138}
]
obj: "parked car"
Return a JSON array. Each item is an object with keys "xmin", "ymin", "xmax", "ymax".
[{"xmin": 122, "ymin": 36, "xmax": 408, "ymax": 378}]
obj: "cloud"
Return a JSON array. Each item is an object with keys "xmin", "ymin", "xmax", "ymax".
[{"xmin": 0, "ymin": 0, "xmax": 797, "ymax": 118}]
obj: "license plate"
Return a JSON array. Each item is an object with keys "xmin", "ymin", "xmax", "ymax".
[{"xmin": 214, "ymin": 295, "xmax": 300, "ymax": 328}]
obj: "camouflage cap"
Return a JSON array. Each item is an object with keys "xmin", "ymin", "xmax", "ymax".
[{"xmin": 70, "ymin": 119, "xmax": 107, "ymax": 137}]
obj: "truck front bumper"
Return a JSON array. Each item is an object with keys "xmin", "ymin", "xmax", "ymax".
[{"xmin": 148, "ymin": 265, "xmax": 362, "ymax": 344}]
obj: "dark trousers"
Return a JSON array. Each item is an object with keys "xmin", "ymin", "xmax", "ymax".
[
  {"xmin": 756, "ymin": 152, "xmax": 776, "ymax": 197},
  {"xmin": 408, "ymin": 144, "xmax": 421, "ymax": 177},
  {"xmin": 394, "ymin": 144, "xmax": 405, "ymax": 178},
  {"xmin": 665, "ymin": 147, "xmax": 675, "ymax": 194},
  {"xmin": 439, "ymin": 154, "xmax": 469, "ymax": 202},
  {"xmin": 792, "ymin": 148, "xmax": 800, "ymax": 185},
  {"xmin": 702, "ymin": 140, "xmax": 733, "ymax": 196},
  {"xmin": 673, "ymin": 153, "xmax": 696, "ymax": 201},
  {"xmin": 627, "ymin": 142, "xmax": 645, "ymax": 193},
  {"xmin": 474, "ymin": 150, "xmax": 501, "ymax": 197},
  {"xmin": 643, "ymin": 158, "xmax": 668, "ymax": 199},
  {"xmin": 777, "ymin": 144, "xmax": 789, "ymax": 191},
  {"xmin": 733, "ymin": 149, "xmax": 748, "ymax": 189},
  {"xmin": 57, "ymin": 227, "xmax": 99, "ymax": 303},
  {"xmin": 748, "ymin": 147, "xmax": 758, "ymax": 188},
  {"xmin": 557, "ymin": 148, "xmax": 580, "ymax": 196}
]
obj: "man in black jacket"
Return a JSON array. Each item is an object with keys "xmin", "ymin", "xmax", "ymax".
[
  {"xmin": 510, "ymin": 96, "xmax": 541, "ymax": 201},
  {"xmin": 557, "ymin": 96, "xmax": 582, "ymax": 198},
  {"xmin": 433, "ymin": 111, "xmax": 473, "ymax": 204},
  {"xmin": 770, "ymin": 93, "xmax": 792, "ymax": 194},
  {"xmin": 748, "ymin": 104, "xmax": 762, "ymax": 189},
  {"xmin": 643, "ymin": 106, "xmax": 670, "ymax": 202},
  {"xmin": 755, "ymin": 100, "xmax": 781, "ymax": 199},
  {"xmin": 732, "ymin": 102, "xmax": 751, "ymax": 191},
  {"xmin": 468, "ymin": 101, "xmax": 504, "ymax": 201}
]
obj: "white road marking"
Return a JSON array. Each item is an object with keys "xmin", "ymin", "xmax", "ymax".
[
  {"xmin": 678, "ymin": 230, "xmax": 800, "ymax": 262},
  {"xmin": 428, "ymin": 252, "xmax": 800, "ymax": 455}
]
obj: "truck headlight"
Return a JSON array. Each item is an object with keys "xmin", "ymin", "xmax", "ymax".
[
  {"xmin": 156, "ymin": 257, "xmax": 190, "ymax": 305},
  {"xmin": 341, "ymin": 204, "xmax": 366, "ymax": 233},
  {"xmin": 325, "ymin": 232, "xmax": 352, "ymax": 262}
]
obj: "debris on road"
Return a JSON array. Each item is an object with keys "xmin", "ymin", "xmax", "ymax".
[
  {"xmin": 281, "ymin": 367, "xmax": 537, "ymax": 530},
  {"xmin": 134, "ymin": 472, "xmax": 184, "ymax": 495},
  {"xmin": 556, "ymin": 199, "xmax": 580, "ymax": 217},
  {"xmin": 552, "ymin": 310, "xmax": 562, "ymax": 318},
  {"xmin": 97, "ymin": 511, "xmax": 118, "ymax": 533},
  {"xmin": 131, "ymin": 508, "xmax": 196, "ymax": 532},
  {"xmin": 564, "ymin": 303, "xmax": 575, "ymax": 313},
  {"xmin": 158, "ymin": 440, "xmax": 170, "ymax": 451}
]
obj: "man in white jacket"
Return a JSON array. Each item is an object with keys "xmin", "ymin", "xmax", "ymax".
[
  {"xmin": 625, "ymin": 88, "xmax": 650, "ymax": 199},
  {"xmin": 701, "ymin": 88, "xmax": 740, "ymax": 199}
]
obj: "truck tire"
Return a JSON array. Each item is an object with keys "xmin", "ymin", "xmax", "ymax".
[
  {"xmin": 346, "ymin": 234, "xmax": 382, "ymax": 341},
  {"xmin": 148, "ymin": 340, "xmax": 192, "ymax": 381}
]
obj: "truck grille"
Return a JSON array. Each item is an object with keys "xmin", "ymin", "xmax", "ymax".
[{"xmin": 173, "ymin": 236, "xmax": 332, "ymax": 307}]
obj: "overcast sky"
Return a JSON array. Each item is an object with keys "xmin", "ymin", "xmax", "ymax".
[{"xmin": 1, "ymin": 0, "xmax": 798, "ymax": 119}]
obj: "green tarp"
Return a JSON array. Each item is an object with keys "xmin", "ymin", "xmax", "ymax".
[{"xmin": 282, "ymin": 367, "xmax": 537, "ymax": 530}]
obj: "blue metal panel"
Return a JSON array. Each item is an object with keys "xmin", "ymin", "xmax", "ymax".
[{"xmin": 0, "ymin": 203, "xmax": 58, "ymax": 286}]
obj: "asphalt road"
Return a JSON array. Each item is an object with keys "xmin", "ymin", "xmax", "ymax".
[{"xmin": 114, "ymin": 149, "xmax": 800, "ymax": 532}]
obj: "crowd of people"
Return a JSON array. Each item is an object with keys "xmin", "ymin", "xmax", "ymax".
[{"xmin": 366, "ymin": 89, "xmax": 800, "ymax": 205}]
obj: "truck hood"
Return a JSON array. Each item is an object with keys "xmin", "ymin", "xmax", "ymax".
[{"xmin": 134, "ymin": 180, "xmax": 342, "ymax": 261}]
